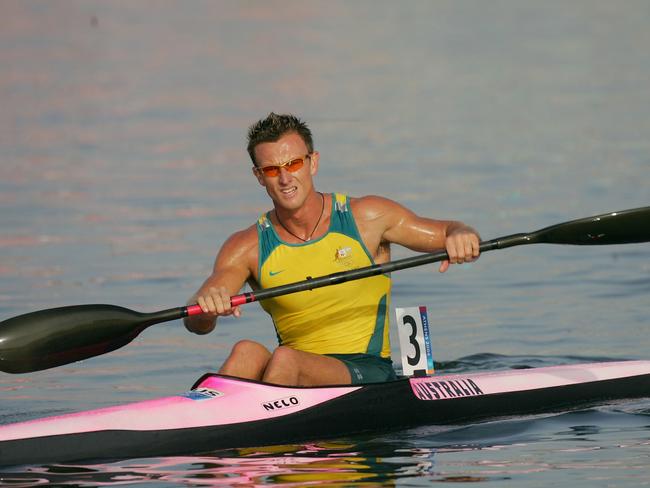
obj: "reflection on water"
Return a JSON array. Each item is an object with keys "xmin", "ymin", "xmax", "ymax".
[
  {"xmin": 2, "ymin": 410, "xmax": 649, "ymax": 486},
  {"xmin": 0, "ymin": 441, "xmax": 497, "ymax": 486}
]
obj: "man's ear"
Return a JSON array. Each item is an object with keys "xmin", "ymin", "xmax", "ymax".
[
  {"xmin": 253, "ymin": 167, "xmax": 265, "ymax": 186},
  {"xmin": 310, "ymin": 151, "xmax": 320, "ymax": 176}
]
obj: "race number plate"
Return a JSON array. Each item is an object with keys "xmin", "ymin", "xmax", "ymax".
[{"xmin": 396, "ymin": 306, "xmax": 435, "ymax": 377}]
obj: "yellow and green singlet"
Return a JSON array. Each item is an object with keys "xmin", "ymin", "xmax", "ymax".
[{"xmin": 257, "ymin": 193, "xmax": 391, "ymax": 358}]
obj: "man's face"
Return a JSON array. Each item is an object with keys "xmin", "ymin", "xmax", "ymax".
[{"xmin": 253, "ymin": 132, "xmax": 319, "ymax": 210}]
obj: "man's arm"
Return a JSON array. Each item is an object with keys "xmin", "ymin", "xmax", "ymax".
[
  {"xmin": 184, "ymin": 226, "xmax": 257, "ymax": 334},
  {"xmin": 353, "ymin": 196, "xmax": 480, "ymax": 272}
]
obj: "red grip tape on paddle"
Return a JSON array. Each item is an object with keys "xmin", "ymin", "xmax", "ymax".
[
  {"xmin": 185, "ymin": 304, "xmax": 204, "ymax": 316},
  {"xmin": 230, "ymin": 294, "xmax": 251, "ymax": 307},
  {"xmin": 186, "ymin": 293, "xmax": 254, "ymax": 315}
]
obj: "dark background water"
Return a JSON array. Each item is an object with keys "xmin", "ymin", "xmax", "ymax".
[{"xmin": 1, "ymin": 1, "xmax": 649, "ymax": 485}]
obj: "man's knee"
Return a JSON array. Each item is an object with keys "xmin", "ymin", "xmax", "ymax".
[
  {"xmin": 262, "ymin": 346, "xmax": 300, "ymax": 385},
  {"xmin": 220, "ymin": 340, "xmax": 271, "ymax": 378},
  {"xmin": 268, "ymin": 346, "xmax": 298, "ymax": 367},
  {"xmin": 230, "ymin": 340, "xmax": 269, "ymax": 359},
  {"xmin": 264, "ymin": 346, "xmax": 301, "ymax": 376}
]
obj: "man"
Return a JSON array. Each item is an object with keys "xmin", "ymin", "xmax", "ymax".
[{"xmin": 184, "ymin": 113, "xmax": 480, "ymax": 386}]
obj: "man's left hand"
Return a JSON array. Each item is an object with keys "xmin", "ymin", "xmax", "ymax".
[{"xmin": 439, "ymin": 226, "xmax": 481, "ymax": 273}]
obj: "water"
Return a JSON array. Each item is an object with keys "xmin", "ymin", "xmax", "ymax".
[{"xmin": 1, "ymin": 0, "xmax": 649, "ymax": 485}]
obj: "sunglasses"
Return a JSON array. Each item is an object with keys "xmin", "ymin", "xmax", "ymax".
[{"xmin": 254, "ymin": 154, "xmax": 311, "ymax": 177}]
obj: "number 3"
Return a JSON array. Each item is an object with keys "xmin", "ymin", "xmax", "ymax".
[{"xmin": 402, "ymin": 314, "xmax": 421, "ymax": 366}]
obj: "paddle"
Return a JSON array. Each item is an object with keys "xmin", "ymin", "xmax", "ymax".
[{"xmin": 1, "ymin": 206, "xmax": 648, "ymax": 374}]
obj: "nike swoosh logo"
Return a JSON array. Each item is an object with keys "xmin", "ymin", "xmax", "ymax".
[{"xmin": 269, "ymin": 270, "xmax": 285, "ymax": 276}]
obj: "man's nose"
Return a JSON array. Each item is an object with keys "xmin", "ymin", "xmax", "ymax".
[{"xmin": 278, "ymin": 167, "xmax": 292, "ymax": 184}]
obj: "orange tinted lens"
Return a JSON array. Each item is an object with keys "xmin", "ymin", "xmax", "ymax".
[
  {"xmin": 285, "ymin": 158, "xmax": 304, "ymax": 172},
  {"xmin": 260, "ymin": 166, "xmax": 280, "ymax": 177},
  {"xmin": 259, "ymin": 158, "xmax": 304, "ymax": 177}
]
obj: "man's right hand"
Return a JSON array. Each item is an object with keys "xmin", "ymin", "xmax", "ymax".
[
  {"xmin": 196, "ymin": 286, "xmax": 242, "ymax": 318},
  {"xmin": 184, "ymin": 286, "xmax": 242, "ymax": 335}
]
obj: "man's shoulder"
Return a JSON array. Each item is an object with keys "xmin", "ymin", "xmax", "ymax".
[
  {"xmin": 216, "ymin": 223, "xmax": 259, "ymax": 274},
  {"xmin": 227, "ymin": 223, "xmax": 258, "ymax": 244},
  {"xmin": 221, "ymin": 223, "xmax": 258, "ymax": 254},
  {"xmin": 349, "ymin": 194, "xmax": 401, "ymax": 216}
]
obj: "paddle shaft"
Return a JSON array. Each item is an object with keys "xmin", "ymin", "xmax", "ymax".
[
  {"xmin": 1, "ymin": 206, "xmax": 648, "ymax": 373},
  {"xmin": 223, "ymin": 236, "xmax": 508, "ymax": 310},
  {"xmin": 213, "ymin": 205, "xmax": 650, "ymax": 309}
]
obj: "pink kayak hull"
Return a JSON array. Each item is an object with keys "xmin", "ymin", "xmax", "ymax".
[{"xmin": 1, "ymin": 360, "xmax": 650, "ymax": 466}]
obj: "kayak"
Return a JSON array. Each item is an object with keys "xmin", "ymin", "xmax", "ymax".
[{"xmin": 1, "ymin": 360, "xmax": 650, "ymax": 466}]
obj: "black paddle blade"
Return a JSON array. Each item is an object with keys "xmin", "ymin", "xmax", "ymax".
[
  {"xmin": 0, "ymin": 305, "xmax": 183, "ymax": 374},
  {"xmin": 531, "ymin": 206, "xmax": 650, "ymax": 245}
]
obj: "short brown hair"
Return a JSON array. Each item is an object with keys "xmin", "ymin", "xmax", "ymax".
[{"xmin": 247, "ymin": 113, "xmax": 314, "ymax": 165}]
